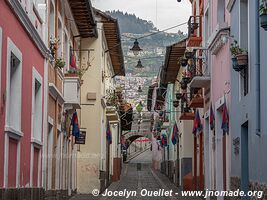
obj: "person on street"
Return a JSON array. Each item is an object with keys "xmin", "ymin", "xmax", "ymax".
[{"xmin": 151, "ymin": 131, "xmax": 162, "ymax": 170}]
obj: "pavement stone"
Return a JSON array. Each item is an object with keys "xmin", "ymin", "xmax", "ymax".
[{"xmin": 71, "ymin": 162, "xmax": 202, "ymax": 200}]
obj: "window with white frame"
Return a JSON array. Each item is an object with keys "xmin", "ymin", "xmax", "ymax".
[
  {"xmin": 217, "ymin": 0, "xmax": 225, "ymax": 24},
  {"xmin": 57, "ymin": 18, "xmax": 63, "ymax": 57},
  {"xmin": 6, "ymin": 38, "xmax": 22, "ymax": 134},
  {"xmin": 204, "ymin": 7, "xmax": 210, "ymax": 45},
  {"xmin": 49, "ymin": 1, "xmax": 55, "ymax": 37},
  {"xmin": 63, "ymin": 32, "xmax": 69, "ymax": 72},
  {"xmin": 33, "ymin": 0, "xmax": 47, "ymax": 22},
  {"xmin": 240, "ymin": 0, "xmax": 249, "ymax": 96},
  {"xmin": 32, "ymin": 68, "xmax": 42, "ymax": 142}
]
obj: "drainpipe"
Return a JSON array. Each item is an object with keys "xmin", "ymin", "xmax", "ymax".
[{"xmin": 255, "ymin": 0, "xmax": 261, "ymax": 136}]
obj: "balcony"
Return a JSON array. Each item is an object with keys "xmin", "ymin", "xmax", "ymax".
[
  {"xmin": 64, "ymin": 75, "xmax": 81, "ymax": 110},
  {"xmin": 180, "ymin": 112, "xmax": 195, "ymax": 120},
  {"xmin": 106, "ymin": 106, "xmax": 120, "ymax": 121},
  {"xmin": 188, "ymin": 89, "xmax": 204, "ymax": 108},
  {"xmin": 187, "ymin": 16, "xmax": 202, "ymax": 47},
  {"xmin": 179, "ymin": 101, "xmax": 195, "ymax": 121},
  {"xmin": 188, "ymin": 51, "xmax": 211, "ymax": 89}
]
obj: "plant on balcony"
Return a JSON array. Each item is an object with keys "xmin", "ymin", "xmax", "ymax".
[
  {"xmin": 55, "ymin": 57, "xmax": 65, "ymax": 69},
  {"xmin": 179, "ymin": 57, "xmax": 188, "ymax": 67},
  {"xmin": 173, "ymin": 100, "xmax": 179, "ymax": 108},
  {"xmin": 189, "ymin": 22, "xmax": 199, "ymax": 35},
  {"xmin": 180, "ymin": 79, "xmax": 188, "ymax": 90},
  {"xmin": 106, "ymin": 91, "xmax": 119, "ymax": 108},
  {"xmin": 65, "ymin": 69, "xmax": 81, "ymax": 77},
  {"xmin": 182, "ymin": 103, "xmax": 191, "ymax": 113},
  {"xmin": 260, "ymin": 0, "xmax": 267, "ymax": 31},
  {"xmin": 185, "ymin": 51, "xmax": 194, "ymax": 59},
  {"xmin": 49, "ymin": 36, "xmax": 60, "ymax": 58},
  {"xmin": 65, "ymin": 65, "xmax": 89, "ymax": 80},
  {"xmin": 230, "ymin": 40, "xmax": 248, "ymax": 72},
  {"xmin": 176, "ymin": 92, "xmax": 183, "ymax": 100}
]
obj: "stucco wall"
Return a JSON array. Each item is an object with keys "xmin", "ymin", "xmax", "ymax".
[
  {"xmin": 0, "ymin": 1, "xmax": 44, "ymax": 187},
  {"xmin": 230, "ymin": 0, "xmax": 267, "ymax": 186},
  {"xmin": 77, "ymin": 35, "xmax": 103, "ymax": 193}
]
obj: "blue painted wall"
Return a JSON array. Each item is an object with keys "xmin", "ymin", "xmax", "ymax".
[{"xmin": 230, "ymin": 0, "xmax": 267, "ymax": 185}]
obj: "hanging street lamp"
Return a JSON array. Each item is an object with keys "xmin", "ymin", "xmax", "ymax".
[
  {"xmin": 135, "ymin": 59, "xmax": 144, "ymax": 69},
  {"xmin": 130, "ymin": 39, "xmax": 143, "ymax": 56}
]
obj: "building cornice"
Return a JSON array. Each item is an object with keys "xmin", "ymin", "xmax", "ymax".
[
  {"xmin": 6, "ymin": 0, "xmax": 50, "ymax": 59},
  {"xmin": 207, "ymin": 23, "xmax": 230, "ymax": 55}
]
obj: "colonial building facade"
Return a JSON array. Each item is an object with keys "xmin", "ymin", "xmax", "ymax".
[{"xmin": 0, "ymin": 0, "xmax": 49, "ymax": 198}]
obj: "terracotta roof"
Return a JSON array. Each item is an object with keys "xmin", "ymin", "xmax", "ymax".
[
  {"xmin": 95, "ymin": 9, "xmax": 125, "ymax": 76},
  {"xmin": 161, "ymin": 39, "xmax": 186, "ymax": 84},
  {"xmin": 68, "ymin": 0, "xmax": 97, "ymax": 38}
]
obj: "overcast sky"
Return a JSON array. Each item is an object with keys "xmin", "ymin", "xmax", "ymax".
[{"xmin": 92, "ymin": 0, "xmax": 191, "ymax": 33}]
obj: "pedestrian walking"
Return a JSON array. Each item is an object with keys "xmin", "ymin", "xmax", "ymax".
[{"xmin": 151, "ymin": 132, "xmax": 162, "ymax": 170}]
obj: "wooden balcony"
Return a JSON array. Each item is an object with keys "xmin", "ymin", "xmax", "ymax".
[
  {"xmin": 187, "ymin": 16, "xmax": 202, "ymax": 47},
  {"xmin": 179, "ymin": 112, "xmax": 195, "ymax": 120},
  {"xmin": 189, "ymin": 95, "xmax": 204, "ymax": 108}
]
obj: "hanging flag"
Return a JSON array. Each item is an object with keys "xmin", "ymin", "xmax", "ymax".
[
  {"xmin": 70, "ymin": 47, "xmax": 77, "ymax": 68},
  {"xmin": 221, "ymin": 100, "xmax": 229, "ymax": 134},
  {"xmin": 171, "ymin": 122, "xmax": 179, "ymax": 145},
  {"xmin": 161, "ymin": 134, "xmax": 168, "ymax": 147},
  {"xmin": 106, "ymin": 122, "xmax": 112, "ymax": 145},
  {"xmin": 71, "ymin": 111, "xmax": 80, "ymax": 138},
  {"xmin": 193, "ymin": 109, "xmax": 203, "ymax": 135},
  {"xmin": 210, "ymin": 103, "xmax": 215, "ymax": 131}
]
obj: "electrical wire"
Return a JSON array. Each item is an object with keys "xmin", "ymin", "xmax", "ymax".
[
  {"xmin": 121, "ymin": 21, "xmax": 187, "ymax": 40},
  {"xmin": 137, "ymin": 22, "xmax": 187, "ymax": 40}
]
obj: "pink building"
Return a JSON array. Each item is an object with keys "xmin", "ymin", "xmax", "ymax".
[
  {"xmin": 0, "ymin": 0, "xmax": 49, "ymax": 197},
  {"xmin": 202, "ymin": 0, "xmax": 231, "ymax": 196}
]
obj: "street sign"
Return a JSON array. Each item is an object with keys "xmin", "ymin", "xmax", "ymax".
[{"xmin": 75, "ymin": 131, "xmax": 86, "ymax": 144}]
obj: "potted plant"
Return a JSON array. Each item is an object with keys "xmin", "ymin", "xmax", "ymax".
[
  {"xmin": 173, "ymin": 100, "xmax": 179, "ymax": 108},
  {"xmin": 189, "ymin": 22, "xmax": 199, "ymax": 34},
  {"xmin": 55, "ymin": 57, "xmax": 65, "ymax": 69},
  {"xmin": 183, "ymin": 106, "xmax": 191, "ymax": 113},
  {"xmin": 230, "ymin": 40, "xmax": 248, "ymax": 71},
  {"xmin": 65, "ymin": 69, "xmax": 81, "ymax": 77},
  {"xmin": 185, "ymin": 51, "xmax": 194, "ymax": 59},
  {"xmin": 230, "ymin": 40, "xmax": 240, "ymax": 71},
  {"xmin": 182, "ymin": 76, "xmax": 191, "ymax": 84},
  {"xmin": 106, "ymin": 91, "xmax": 118, "ymax": 107},
  {"xmin": 180, "ymin": 81, "xmax": 187, "ymax": 90},
  {"xmin": 49, "ymin": 36, "xmax": 59, "ymax": 58},
  {"xmin": 260, "ymin": 0, "xmax": 267, "ymax": 31},
  {"xmin": 236, "ymin": 49, "xmax": 248, "ymax": 67},
  {"xmin": 176, "ymin": 92, "xmax": 183, "ymax": 100},
  {"xmin": 179, "ymin": 57, "xmax": 188, "ymax": 67}
]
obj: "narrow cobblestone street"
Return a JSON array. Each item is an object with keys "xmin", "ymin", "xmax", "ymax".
[{"xmin": 71, "ymin": 151, "xmax": 201, "ymax": 200}]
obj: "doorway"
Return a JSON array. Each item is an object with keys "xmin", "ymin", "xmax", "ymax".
[{"xmin": 241, "ymin": 122, "xmax": 249, "ymax": 200}]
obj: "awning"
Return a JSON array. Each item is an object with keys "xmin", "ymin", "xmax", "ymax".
[
  {"xmin": 95, "ymin": 9, "xmax": 125, "ymax": 76},
  {"xmin": 161, "ymin": 39, "xmax": 186, "ymax": 84}
]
